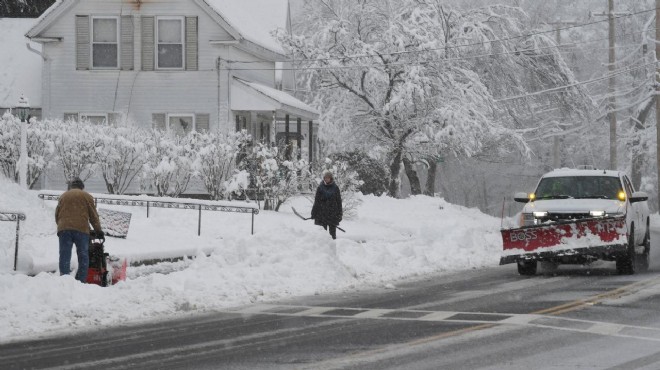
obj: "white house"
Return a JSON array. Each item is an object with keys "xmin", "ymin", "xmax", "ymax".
[
  {"xmin": 0, "ymin": 17, "xmax": 43, "ymax": 119},
  {"xmin": 26, "ymin": 0, "xmax": 320, "ymax": 191}
]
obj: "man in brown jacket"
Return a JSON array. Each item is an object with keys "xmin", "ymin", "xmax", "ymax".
[{"xmin": 55, "ymin": 177, "xmax": 103, "ymax": 282}]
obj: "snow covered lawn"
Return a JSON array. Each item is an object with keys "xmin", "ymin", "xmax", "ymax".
[{"xmin": 0, "ymin": 177, "xmax": 503, "ymax": 342}]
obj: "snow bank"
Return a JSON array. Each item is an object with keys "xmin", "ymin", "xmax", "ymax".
[{"xmin": 0, "ymin": 175, "xmax": 503, "ymax": 342}]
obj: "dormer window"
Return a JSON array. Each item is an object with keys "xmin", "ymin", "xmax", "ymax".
[
  {"xmin": 156, "ymin": 17, "xmax": 184, "ymax": 69},
  {"xmin": 92, "ymin": 16, "xmax": 119, "ymax": 69}
]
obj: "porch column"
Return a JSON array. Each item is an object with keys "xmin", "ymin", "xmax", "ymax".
[
  {"xmin": 285, "ymin": 114, "xmax": 290, "ymax": 160},
  {"xmin": 308, "ymin": 120, "xmax": 313, "ymax": 163},
  {"xmin": 250, "ymin": 112, "xmax": 258, "ymax": 142},
  {"xmin": 297, "ymin": 117, "xmax": 302, "ymax": 160}
]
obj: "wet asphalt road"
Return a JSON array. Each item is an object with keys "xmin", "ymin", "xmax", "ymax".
[{"xmin": 3, "ymin": 229, "xmax": 660, "ymax": 370}]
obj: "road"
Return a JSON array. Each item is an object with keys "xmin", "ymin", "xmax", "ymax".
[{"xmin": 2, "ymin": 229, "xmax": 660, "ymax": 369}]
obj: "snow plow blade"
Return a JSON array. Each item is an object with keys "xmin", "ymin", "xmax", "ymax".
[{"xmin": 500, "ymin": 216, "xmax": 628, "ymax": 265}]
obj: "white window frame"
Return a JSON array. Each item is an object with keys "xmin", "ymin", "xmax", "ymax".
[
  {"xmin": 79, "ymin": 113, "xmax": 109, "ymax": 125},
  {"xmin": 90, "ymin": 15, "xmax": 120, "ymax": 69},
  {"xmin": 156, "ymin": 16, "xmax": 185, "ymax": 70},
  {"xmin": 167, "ymin": 113, "xmax": 195, "ymax": 136}
]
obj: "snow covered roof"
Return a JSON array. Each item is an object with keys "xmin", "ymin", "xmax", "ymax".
[
  {"xmin": 204, "ymin": 0, "xmax": 289, "ymax": 55},
  {"xmin": 0, "ymin": 18, "xmax": 42, "ymax": 108},
  {"xmin": 542, "ymin": 168, "xmax": 621, "ymax": 178},
  {"xmin": 231, "ymin": 78, "xmax": 319, "ymax": 120}
]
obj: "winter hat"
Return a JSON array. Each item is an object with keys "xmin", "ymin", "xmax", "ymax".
[
  {"xmin": 323, "ymin": 170, "xmax": 334, "ymax": 180},
  {"xmin": 69, "ymin": 177, "xmax": 85, "ymax": 190}
]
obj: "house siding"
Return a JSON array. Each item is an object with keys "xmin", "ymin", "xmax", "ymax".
[
  {"xmin": 40, "ymin": 0, "xmax": 237, "ymax": 130},
  {"xmin": 33, "ymin": 0, "xmax": 316, "ymax": 193}
]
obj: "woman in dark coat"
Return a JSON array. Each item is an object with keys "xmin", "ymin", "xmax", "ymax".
[{"xmin": 311, "ymin": 170, "xmax": 343, "ymax": 239}]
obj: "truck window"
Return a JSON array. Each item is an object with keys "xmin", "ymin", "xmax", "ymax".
[{"xmin": 535, "ymin": 176, "xmax": 622, "ymax": 200}]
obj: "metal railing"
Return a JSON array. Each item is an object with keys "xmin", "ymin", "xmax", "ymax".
[
  {"xmin": 38, "ymin": 192, "xmax": 259, "ymax": 236},
  {"xmin": 1, "ymin": 211, "xmax": 26, "ymax": 271}
]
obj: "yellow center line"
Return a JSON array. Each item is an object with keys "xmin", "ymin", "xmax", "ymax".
[
  {"xmin": 533, "ymin": 277, "xmax": 656, "ymax": 316},
  {"xmin": 407, "ymin": 275, "xmax": 660, "ymax": 344}
]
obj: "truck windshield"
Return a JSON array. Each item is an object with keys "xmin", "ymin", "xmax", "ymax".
[{"xmin": 535, "ymin": 176, "xmax": 622, "ymax": 200}]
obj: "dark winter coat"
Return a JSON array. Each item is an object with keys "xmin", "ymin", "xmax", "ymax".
[{"xmin": 311, "ymin": 180, "xmax": 342, "ymax": 227}]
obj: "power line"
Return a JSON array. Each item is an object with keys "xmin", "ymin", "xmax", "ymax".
[
  {"xmin": 222, "ymin": 27, "xmax": 658, "ymax": 72},
  {"xmin": 495, "ymin": 61, "xmax": 656, "ymax": 102},
  {"xmin": 231, "ymin": 6, "xmax": 657, "ymax": 66}
]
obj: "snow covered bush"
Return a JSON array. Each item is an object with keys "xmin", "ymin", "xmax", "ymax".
[
  {"xmin": 94, "ymin": 120, "xmax": 148, "ymax": 194},
  {"xmin": 237, "ymin": 142, "xmax": 310, "ymax": 211},
  {"xmin": 141, "ymin": 130, "xmax": 195, "ymax": 197},
  {"xmin": 191, "ymin": 130, "xmax": 250, "ymax": 200},
  {"xmin": 51, "ymin": 119, "xmax": 100, "ymax": 182},
  {"xmin": 0, "ymin": 113, "xmax": 55, "ymax": 189},
  {"xmin": 308, "ymin": 158, "xmax": 363, "ymax": 219}
]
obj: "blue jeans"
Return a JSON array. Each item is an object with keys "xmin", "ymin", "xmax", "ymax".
[{"xmin": 58, "ymin": 230, "xmax": 89, "ymax": 282}]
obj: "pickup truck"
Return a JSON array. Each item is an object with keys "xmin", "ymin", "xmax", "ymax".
[{"xmin": 500, "ymin": 168, "xmax": 650, "ymax": 275}]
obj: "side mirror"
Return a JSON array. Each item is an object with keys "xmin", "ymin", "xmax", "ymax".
[
  {"xmin": 630, "ymin": 191, "xmax": 648, "ymax": 203},
  {"xmin": 514, "ymin": 192, "xmax": 532, "ymax": 203}
]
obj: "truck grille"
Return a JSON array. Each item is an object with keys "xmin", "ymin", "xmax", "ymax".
[{"xmin": 538, "ymin": 213, "xmax": 591, "ymax": 223}]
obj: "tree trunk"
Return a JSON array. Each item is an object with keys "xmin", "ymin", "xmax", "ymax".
[
  {"xmin": 424, "ymin": 160, "xmax": 437, "ymax": 196},
  {"xmin": 388, "ymin": 148, "xmax": 403, "ymax": 197},
  {"xmin": 631, "ymin": 96, "xmax": 655, "ymax": 189},
  {"xmin": 402, "ymin": 157, "xmax": 422, "ymax": 195}
]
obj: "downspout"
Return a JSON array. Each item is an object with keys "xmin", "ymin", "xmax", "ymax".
[
  {"xmin": 217, "ymin": 56, "xmax": 233, "ymax": 132},
  {"xmin": 217, "ymin": 57, "xmax": 221, "ymax": 131},
  {"xmin": 26, "ymin": 43, "xmax": 49, "ymax": 117}
]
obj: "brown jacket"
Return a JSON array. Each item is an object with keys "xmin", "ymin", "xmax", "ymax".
[{"xmin": 55, "ymin": 189, "xmax": 102, "ymax": 234}]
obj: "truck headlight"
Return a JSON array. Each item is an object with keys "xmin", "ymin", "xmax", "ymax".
[
  {"xmin": 533, "ymin": 211, "xmax": 548, "ymax": 218},
  {"xmin": 589, "ymin": 211, "xmax": 605, "ymax": 217}
]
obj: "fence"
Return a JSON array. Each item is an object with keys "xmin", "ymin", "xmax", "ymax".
[
  {"xmin": 38, "ymin": 192, "xmax": 259, "ymax": 236},
  {"xmin": 1, "ymin": 211, "xmax": 26, "ymax": 271}
]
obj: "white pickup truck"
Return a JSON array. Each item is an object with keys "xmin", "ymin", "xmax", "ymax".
[{"xmin": 500, "ymin": 168, "xmax": 650, "ymax": 275}]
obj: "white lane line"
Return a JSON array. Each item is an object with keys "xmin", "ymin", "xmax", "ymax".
[
  {"xmin": 588, "ymin": 322, "xmax": 626, "ymax": 336},
  {"xmin": 294, "ymin": 306, "xmax": 336, "ymax": 316},
  {"xmin": 225, "ymin": 304, "xmax": 660, "ymax": 343},
  {"xmin": 353, "ymin": 309, "xmax": 396, "ymax": 319},
  {"xmin": 418, "ymin": 311, "xmax": 457, "ymax": 322},
  {"xmin": 499, "ymin": 314, "xmax": 541, "ymax": 326}
]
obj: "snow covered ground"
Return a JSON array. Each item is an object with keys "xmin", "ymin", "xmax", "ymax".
[{"xmin": 0, "ymin": 176, "xmax": 504, "ymax": 343}]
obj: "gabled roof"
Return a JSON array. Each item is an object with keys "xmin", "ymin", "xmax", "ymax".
[
  {"xmin": 231, "ymin": 78, "xmax": 319, "ymax": 120},
  {"xmin": 26, "ymin": 0, "xmax": 74, "ymax": 39},
  {"xmin": 1, "ymin": 18, "xmax": 42, "ymax": 108},
  {"xmin": 27, "ymin": 0, "xmax": 290, "ymax": 57},
  {"xmin": 203, "ymin": 0, "xmax": 289, "ymax": 55}
]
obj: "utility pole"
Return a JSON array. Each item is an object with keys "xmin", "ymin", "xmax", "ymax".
[
  {"xmin": 608, "ymin": 0, "xmax": 617, "ymax": 170},
  {"xmin": 656, "ymin": 0, "xmax": 660, "ymax": 211},
  {"xmin": 547, "ymin": 19, "xmax": 578, "ymax": 169}
]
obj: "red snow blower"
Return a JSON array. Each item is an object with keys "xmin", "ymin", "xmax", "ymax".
[{"xmin": 86, "ymin": 232, "xmax": 127, "ymax": 286}]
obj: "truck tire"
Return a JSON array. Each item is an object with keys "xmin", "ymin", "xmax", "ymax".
[
  {"xmin": 616, "ymin": 231, "xmax": 635, "ymax": 275},
  {"xmin": 636, "ymin": 225, "xmax": 651, "ymax": 273},
  {"xmin": 517, "ymin": 260, "xmax": 537, "ymax": 276}
]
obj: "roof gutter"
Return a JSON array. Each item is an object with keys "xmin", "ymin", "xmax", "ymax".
[{"xmin": 26, "ymin": 42, "xmax": 48, "ymax": 61}]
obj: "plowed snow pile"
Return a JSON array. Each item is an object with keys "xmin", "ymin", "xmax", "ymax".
[{"xmin": 0, "ymin": 175, "xmax": 502, "ymax": 342}]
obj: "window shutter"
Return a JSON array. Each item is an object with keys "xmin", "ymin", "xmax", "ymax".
[
  {"xmin": 121, "ymin": 16, "xmax": 134, "ymax": 71},
  {"xmin": 76, "ymin": 15, "xmax": 90, "ymax": 70},
  {"xmin": 64, "ymin": 113, "xmax": 79, "ymax": 122},
  {"xmin": 141, "ymin": 16, "xmax": 154, "ymax": 71},
  {"xmin": 152, "ymin": 113, "xmax": 166, "ymax": 131},
  {"xmin": 185, "ymin": 17, "xmax": 198, "ymax": 71},
  {"xmin": 195, "ymin": 114, "xmax": 209, "ymax": 132}
]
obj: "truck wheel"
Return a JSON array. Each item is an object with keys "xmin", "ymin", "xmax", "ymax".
[
  {"xmin": 517, "ymin": 260, "xmax": 537, "ymax": 276},
  {"xmin": 636, "ymin": 227, "xmax": 651, "ymax": 273},
  {"xmin": 616, "ymin": 232, "xmax": 635, "ymax": 275}
]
